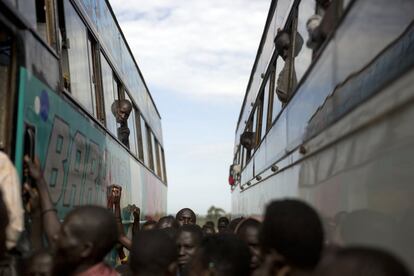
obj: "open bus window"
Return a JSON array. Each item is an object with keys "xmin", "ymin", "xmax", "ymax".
[
  {"xmin": 0, "ymin": 27, "xmax": 13, "ymax": 150},
  {"xmin": 274, "ymin": 27, "xmax": 303, "ymax": 104},
  {"xmin": 295, "ymin": 0, "xmax": 314, "ymax": 82},
  {"xmin": 35, "ymin": 0, "xmax": 57, "ymax": 49},
  {"xmin": 111, "ymin": 99, "xmax": 132, "ymax": 148}
]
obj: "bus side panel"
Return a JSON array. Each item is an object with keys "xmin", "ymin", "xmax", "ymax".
[
  {"xmin": 17, "ymin": 67, "xmax": 166, "ymax": 220},
  {"xmin": 232, "ymin": 67, "xmax": 414, "ymax": 270}
]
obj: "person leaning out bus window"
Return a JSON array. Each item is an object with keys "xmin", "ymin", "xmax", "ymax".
[{"xmin": 111, "ymin": 99, "xmax": 133, "ymax": 148}]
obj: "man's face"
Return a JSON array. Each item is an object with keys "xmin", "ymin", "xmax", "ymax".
[
  {"xmin": 53, "ymin": 216, "xmax": 87, "ymax": 273},
  {"xmin": 177, "ymin": 231, "xmax": 198, "ymax": 267},
  {"xmin": 116, "ymin": 103, "xmax": 131, "ymax": 123},
  {"xmin": 177, "ymin": 210, "xmax": 195, "ymax": 226},
  {"xmin": 217, "ymin": 221, "xmax": 228, "ymax": 233},
  {"xmin": 240, "ymin": 226, "xmax": 261, "ymax": 269}
]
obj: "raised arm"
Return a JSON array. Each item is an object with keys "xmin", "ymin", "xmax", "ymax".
[{"xmin": 24, "ymin": 156, "xmax": 60, "ymax": 246}]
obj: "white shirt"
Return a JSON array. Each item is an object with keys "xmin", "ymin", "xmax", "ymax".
[{"xmin": 0, "ymin": 151, "xmax": 24, "ymax": 249}]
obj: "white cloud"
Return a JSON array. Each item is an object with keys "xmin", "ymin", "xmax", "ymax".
[{"xmin": 110, "ymin": 0, "xmax": 271, "ymax": 102}]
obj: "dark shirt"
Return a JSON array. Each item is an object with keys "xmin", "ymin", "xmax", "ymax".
[{"xmin": 117, "ymin": 123, "xmax": 130, "ymax": 148}]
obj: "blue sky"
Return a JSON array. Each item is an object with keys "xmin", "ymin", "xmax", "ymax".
[{"xmin": 110, "ymin": 0, "xmax": 271, "ymax": 215}]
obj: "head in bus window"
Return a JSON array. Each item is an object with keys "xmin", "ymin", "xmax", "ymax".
[
  {"xmin": 52, "ymin": 206, "xmax": 118, "ymax": 275},
  {"xmin": 176, "ymin": 208, "xmax": 196, "ymax": 226},
  {"xmin": 111, "ymin": 99, "xmax": 132, "ymax": 124},
  {"xmin": 275, "ymin": 29, "xmax": 304, "ymax": 61}
]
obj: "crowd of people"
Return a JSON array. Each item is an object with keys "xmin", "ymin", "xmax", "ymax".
[{"xmin": 0, "ymin": 154, "xmax": 411, "ymax": 276}]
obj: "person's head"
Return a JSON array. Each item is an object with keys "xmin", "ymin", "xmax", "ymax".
[
  {"xmin": 26, "ymin": 249, "xmax": 53, "ymax": 276},
  {"xmin": 275, "ymin": 30, "xmax": 291, "ymax": 60},
  {"xmin": 236, "ymin": 218, "xmax": 262, "ymax": 270},
  {"xmin": 217, "ymin": 217, "xmax": 230, "ymax": 233},
  {"xmin": 176, "ymin": 208, "xmax": 196, "ymax": 226},
  {"xmin": 176, "ymin": 224, "xmax": 203, "ymax": 268},
  {"xmin": 112, "ymin": 99, "xmax": 132, "ymax": 123},
  {"xmin": 260, "ymin": 199, "xmax": 324, "ymax": 272},
  {"xmin": 157, "ymin": 215, "xmax": 179, "ymax": 229},
  {"xmin": 205, "ymin": 221, "xmax": 215, "ymax": 229},
  {"xmin": 228, "ymin": 217, "xmax": 244, "ymax": 233},
  {"xmin": 130, "ymin": 229, "xmax": 177, "ymax": 276},
  {"xmin": 53, "ymin": 206, "xmax": 118, "ymax": 275},
  {"xmin": 202, "ymin": 225, "xmax": 215, "ymax": 236},
  {"xmin": 0, "ymin": 191, "xmax": 9, "ymax": 257},
  {"xmin": 314, "ymin": 247, "xmax": 410, "ymax": 276},
  {"xmin": 142, "ymin": 220, "xmax": 157, "ymax": 231},
  {"xmin": 187, "ymin": 234, "xmax": 251, "ymax": 276}
]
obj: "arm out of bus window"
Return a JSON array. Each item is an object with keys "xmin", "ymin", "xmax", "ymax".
[
  {"xmin": 109, "ymin": 185, "xmax": 132, "ymax": 250},
  {"xmin": 24, "ymin": 156, "xmax": 60, "ymax": 246},
  {"xmin": 23, "ymin": 183, "xmax": 43, "ymax": 251}
]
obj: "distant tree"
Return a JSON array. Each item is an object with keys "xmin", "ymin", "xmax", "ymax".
[{"xmin": 206, "ymin": 206, "xmax": 226, "ymax": 223}]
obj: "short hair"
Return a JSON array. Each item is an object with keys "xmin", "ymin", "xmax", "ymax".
[
  {"xmin": 142, "ymin": 219, "xmax": 157, "ymax": 230},
  {"xmin": 218, "ymin": 217, "xmax": 229, "ymax": 225},
  {"xmin": 315, "ymin": 247, "xmax": 411, "ymax": 276},
  {"xmin": 175, "ymin": 208, "xmax": 196, "ymax": 223},
  {"xmin": 235, "ymin": 218, "xmax": 261, "ymax": 236},
  {"xmin": 111, "ymin": 99, "xmax": 132, "ymax": 116},
  {"xmin": 205, "ymin": 221, "xmax": 215, "ymax": 228},
  {"xmin": 260, "ymin": 199, "xmax": 324, "ymax": 269},
  {"xmin": 67, "ymin": 206, "xmax": 118, "ymax": 261},
  {"xmin": 157, "ymin": 215, "xmax": 179, "ymax": 229},
  {"xmin": 194, "ymin": 234, "xmax": 251, "ymax": 276},
  {"xmin": 177, "ymin": 224, "xmax": 203, "ymax": 245},
  {"xmin": 228, "ymin": 217, "xmax": 244, "ymax": 232},
  {"xmin": 130, "ymin": 229, "xmax": 177, "ymax": 275}
]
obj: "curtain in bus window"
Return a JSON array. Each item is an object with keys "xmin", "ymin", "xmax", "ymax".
[
  {"xmin": 261, "ymin": 79, "xmax": 270, "ymax": 140},
  {"xmin": 64, "ymin": 2, "xmax": 95, "ymax": 115},
  {"xmin": 101, "ymin": 53, "xmax": 118, "ymax": 135},
  {"xmin": 272, "ymin": 62, "xmax": 283, "ymax": 122},
  {"xmin": 295, "ymin": 0, "xmax": 314, "ymax": 82},
  {"xmin": 140, "ymin": 117, "xmax": 149, "ymax": 166},
  {"xmin": 152, "ymin": 134, "xmax": 159, "ymax": 175}
]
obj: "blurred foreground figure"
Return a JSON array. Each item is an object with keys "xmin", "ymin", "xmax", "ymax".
[
  {"xmin": 236, "ymin": 218, "xmax": 262, "ymax": 272},
  {"xmin": 176, "ymin": 225, "xmax": 203, "ymax": 275},
  {"xmin": 314, "ymin": 247, "xmax": 411, "ymax": 276},
  {"xmin": 129, "ymin": 229, "xmax": 177, "ymax": 276},
  {"xmin": 25, "ymin": 249, "xmax": 53, "ymax": 276},
  {"xmin": 187, "ymin": 234, "xmax": 251, "ymax": 276},
  {"xmin": 0, "ymin": 151, "xmax": 24, "ymax": 250},
  {"xmin": 176, "ymin": 208, "xmax": 196, "ymax": 226},
  {"xmin": 256, "ymin": 199, "xmax": 324, "ymax": 276}
]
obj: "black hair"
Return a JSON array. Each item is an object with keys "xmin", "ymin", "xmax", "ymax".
[
  {"xmin": 228, "ymin": 217, "xmax": 244, "ymax": 232},
  {"xmin": 157, "ymin": 215, "xmax": 179, "ymax": 229},
  {"xmin": 130, "ymin": 229, "xmax": 177, "ymax": 275},
  {"xmin": 142, "ymin": 219, "xmax": 157, "ymax": 229},
  {"xmin": 315, "ymin": 247, "xmax": 410, "ymax": 276},
  {"xmin": 260, "ymin": 199, "xmax": 324, "ymax": 269},
  {"xmin": 195, "ymin": 234, "xmax": 251, "ymax": 276},
  {"xmin": 68, "ymin": 205, "xmax": 118, "ymax": 261},
  {"xmin": 218, "ymin": 217, "xmax": 230, "ymax": 225},
  {"xmin": 235, "ymin": 218, "xmax": 261, "ymax": 236},
  {"xmin": 175, "ymin": 208, "xmax": 196, "ymax": 222},
  {"xmin": 177, "ymin": 224, "xmax": 203, "ymax": 245}
]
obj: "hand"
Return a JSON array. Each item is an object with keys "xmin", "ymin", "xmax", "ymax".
[
  {"xmin": 23, "ymin": 183, "xmax": 41, "ymax": 215},
  {"xmin": 24, "ymin": 156, "xmax": 43, "ymax": 181},
  {"xmin": 108, "ymin": 185, "xmax": 122, "ymax": 206}
]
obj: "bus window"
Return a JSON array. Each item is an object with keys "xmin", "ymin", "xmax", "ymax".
[
  {"xmin": 35, "ymin": 0, "xmax": 57, "ymax": 49},
  {"xmin": 294, "ymin": 0, "xmax": 314, "ymax": 82},
  {"xmin": 154, "ymin": 139, "xmax": 162, "ymax": 178},
  {"xmin": 135, "ymin": 110, "xmax": 144, "ymax": 162},
  {"xmin": 256, "ymin": 97, "xmax": 263, "ymax": 146},
  {"xmin": 0, "ymin": 27, "xmax": 13, "ymax": 150},
  {"xmin": 161, "ymin": 148, "xmax": 167, "ymax": 183},
  {"xmin": 64, "ymin": 1, "xmax": 96, "ymax": 116},
  {"xmin": 261, "ymin": 78, "xmax": 270, "ymax": 140},
  {"xmin": 101, "ymin": 53, "xmax": 118, "ymax": 136},
  {"xmin": 125, "ymin": 93, "xmax": 138, "ymax": 155},
  {"xmin": 146, "ymin": 124, "xmax": 155, "ymax": 171}
]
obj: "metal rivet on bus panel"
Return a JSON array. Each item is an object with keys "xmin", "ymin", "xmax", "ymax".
[
  {"xmin": 299, "ymin": 145, "xmax": 307, "ymax": 154},
  {"xmin": 261, "ymin": 73, "xmax": 265, "ymax": 79},
  {"xmin": 255, "ymin": 175, "xmax": 262, "ymax": 181},
  {"xmin": 251, "ymin": 102, "xmax": 254, "ymax": 107},
  {"xmin": 241, "ymin": 185, "xmax": 244, "ymax": 190},
  {"xmin": 271, "ymin": 165, "xmax": 279, "ymax": 172},
  {"xmin": 247, "ymin": 181, "xmax": 251, "ymax": 186}
]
